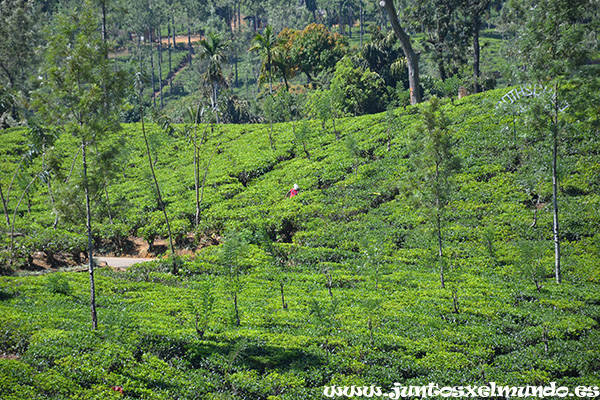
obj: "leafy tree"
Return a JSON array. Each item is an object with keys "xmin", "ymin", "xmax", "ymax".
[
  {"xmin": 187, "ymin": 280, "xmax": 215, "ymax": 339},
  {"xmin": 136, "ymin": 75, "xmax": 177, "ymax": 268},
  {"xmin": 182, "ymin": 104, "xmax": 214, "ymax": 230},
  {"xmin": 345, "ymin": 133, "xmax": 361, "ymax": 176},
  {"xmin": 290, "ymin": 23, "xmax": 348, "ymax": 83},
  {"xmin": 8, "ymin": 125, "xmax": 59, "ymax": 254},
  {"xmin": 306, "ymin": 0, "xmax": 318, "ymax": 21},
  {"xmin": 330, "ymin": 57, "xmax": 387, "ymax": 116},
  {"xmin": 377, "ymin": 0, "xmax": 422, "ymax": 104},
  {"xmin": 0, "ymin": 0, "xmax": 38, "ymax": 94},
  {"xmin": 409, "ymin": 97, "xmax": 460, "ymax": 288},
  {"xmin": 32, "ymin": 2, "xmax": 128, "ymax": 329},
  {"xmin": 517, "ymin": 240, "xmax": 548, "ymax": 293},
  {"xmin": 273, "ymin": 28, "xmax": 300, "ymax": 90},
  {"xmin": 398, "ymin": 0, "xmax": 466, "ymax": 82},
  {"xmin": 262, "ymin": 95, "xmax": 276, "ymax": 149},
  {"xmin": 308, "ymin": 89, "xmax": 340, "ymax": 140},
  {"xmin": 360, "ymin": 240, "xmax": 390, "ymax": 291}
]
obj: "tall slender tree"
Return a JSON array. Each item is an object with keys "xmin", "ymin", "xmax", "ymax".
[
  {"xmin": 513, "ymin": 0, "xmax": 598, "ymax": 283},
  {"xmin": 32, "ymin": 2, "xmax": 128, "ymax": 329},
  {"xmin": 465, "ymin": 0, "xmax": 491, "ymax": 93},
  {"xmin": 410, "ymin": 97, "xmax": 460, "ymax": 288}
]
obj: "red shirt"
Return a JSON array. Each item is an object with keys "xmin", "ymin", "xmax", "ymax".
[{"xmin": 288, "ymin": 188, "xmax": 298, "ymax": 198}]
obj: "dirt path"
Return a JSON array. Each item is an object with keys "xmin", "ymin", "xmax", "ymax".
[{"xmin": 95, "ymin": 257, "xmax": 151, "ymax": 269}]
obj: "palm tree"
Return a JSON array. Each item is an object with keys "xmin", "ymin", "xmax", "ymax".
[
  {"xmin": 249, "ymin": 25, "xmax": 279, "ymax": 95},
  {"xmin": 198, "ymin": 33, "xmax": 229, "ymax": 118}
]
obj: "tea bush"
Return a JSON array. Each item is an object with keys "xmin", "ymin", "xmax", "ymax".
[{"xmin": 1, "ymin": 86, "xmax": 600, "ymax": 398}]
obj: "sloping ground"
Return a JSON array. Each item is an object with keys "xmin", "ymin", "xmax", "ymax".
[{"xmin": 0, "ymin": 88, "xmax": 599, "ymax": 399}]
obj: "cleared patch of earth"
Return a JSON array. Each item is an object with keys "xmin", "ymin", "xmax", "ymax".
[
  {"xmin": 24, "ymin": 234, "xmax": 216, "ymax": 273},
  {"xmin": 95, "ymin": 256, "xmax": 150, "ymax": 269}
]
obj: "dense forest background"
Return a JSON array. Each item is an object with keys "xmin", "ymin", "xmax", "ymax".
[{"xmin": 2, "ymin": 0, "xmax": 571, "ymax": 126}]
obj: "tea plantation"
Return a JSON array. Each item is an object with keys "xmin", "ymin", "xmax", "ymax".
[{"xmin": 1, "ymin": 88, "xmax": 599, "ymax": 399}]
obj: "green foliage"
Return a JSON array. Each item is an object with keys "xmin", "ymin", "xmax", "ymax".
[
  {"xmin": 45, "ymin": 273, "xmax": 73, "ymax": 296},
  {"xmin": 1, "ymin": 81, "xmax": 600, "ymax": 398},
  {"xmin": 187, "ymin": 280, "xmax": 215, "ymax": 339},
  {"xmin": 517, "ymin": 240, "xmax": 550, "ymax": 291},
  {"xmin": 289, "ymin": 23, "xmax": 348, "ymax": 82},
  {"xmin": 330, "ymin": 57, "xmax": 388, "ymax": 116}
]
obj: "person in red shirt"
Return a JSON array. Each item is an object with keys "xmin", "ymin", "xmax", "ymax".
[{"xmin": 287, "ymin": 184, "xmax": 299, "ymax": 198}]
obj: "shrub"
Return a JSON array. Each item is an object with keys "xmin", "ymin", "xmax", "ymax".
[{"xmin": 45, "ymin": 273, "xmax": 73, "ymax": 296}]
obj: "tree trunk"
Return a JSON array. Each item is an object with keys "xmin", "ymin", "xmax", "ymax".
[
  {"xmin": 149, "ymin": 27, "xmax": 156, "ymax": 108},
  {"xmin": 435, "ymin": 159, "xmax": 445, "ymax": 289},
  {"xmin": 171, "ymin": 14, "xmax": 176, "ymax": 50},
  {"xmin": 360, "ymin": 0, "xmax": 364, "ymax": 46},
  {"xmin": 0, "ymin": 183, "xmax": 9, "ymax": 227},
  {"xmin": 82, "ymin": 142, "xmax": 98, "ymax": 330},
  {"xmin": 200, "ymin": 140, "xmax": 218, "ymax": 204},
  {"xmin": 194, "ymin": 123, "xmax": 200, "ymax": 229},
  {"xmin": 238, "ymin": 0, "xmax": 241, "ymax": 33},
  {"xmin": 139, "ymin": 97, "xmax": 177, "ymax": 272},
  {"xmin": 212, "ymin": 83, "xmax": 220, "ymax": 124},
  {"xmin": 280, "ymin": 281, "xmax": 287, "ymax": 309},
  {"xmin": 47, "ymin": 177, "xmax": 58, "ymax": 229},
  {"xmin": 303, "ymin": 141, "xmax": 311, "ymax": 160},
  {"xmin": 435, "ymin": 45, "xmax": 447, "ymax": 81},
  {"xmin": 552, "ymin": 114, "xmax": 561, "ymax": 283},
  {"xmin": 348, "ymin": 8, "xmax": 353, "ymax": 38},
  {"xmin": 234, "ymin": 292, "xmax": 240, "ymax": 326},
  {"xmin": 10, "ymin": 172, "xmax": 39, "ymax": 255},
  {"xmin": 187, "ymin": 20, "xmax": 193, "ymax": 66},
  {"xmin": 137, "ymin": 34, "xmax": 143, "ymax": 78},
  {"xmin": 158, "ymin": 27, "xmax": 164, "ymax": 108},
  {"xmin": 6, "ymin": 155, "xmax": 26, "ymax": 206},
  {"xmin": 472, "ymin": 13, "xmax": 482, "ymax": 93},
  {"xmin": 103, "ymin": 182, "xmax": 114, "ymax": 225},
  {"xmin": 101, "ymin": 0, "xmax": 107, "ymax": 43},
  {"xmin": 235, "ymin": 52, "xmax": 239, "ymax": 87},
  {"xmin": 269, "ymin": 118, "xmax": 274, "ymax": 150},
  {"xmin": 380, "ymin": 0, "xmax": 421, "ymax": 104},
  {"xmin": 437, "ymin": 212, "xmax": 445, "ymax": 289},
  {"xmin": 168, "ymin": 24, "xmax": 173, "ymax": 94}
]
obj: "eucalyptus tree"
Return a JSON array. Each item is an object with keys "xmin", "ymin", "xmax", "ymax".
[
  {"xmin": 377, "ymin": 0, "xmax": 421, "ymax": 104},
  {"xmin": 32, "ymin": 2, "xmax": 128, "ymax": 329},
  {"xmin": 397, "ymin": 0, "xmax": 466, "ymax": 82},
  {"xmin": 465, "ymin": 0, "xmax": 491, "ymax": 93},
  {"xmin": 198, "ymin": 32, "xmax": 230, "ymax": 121}
]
